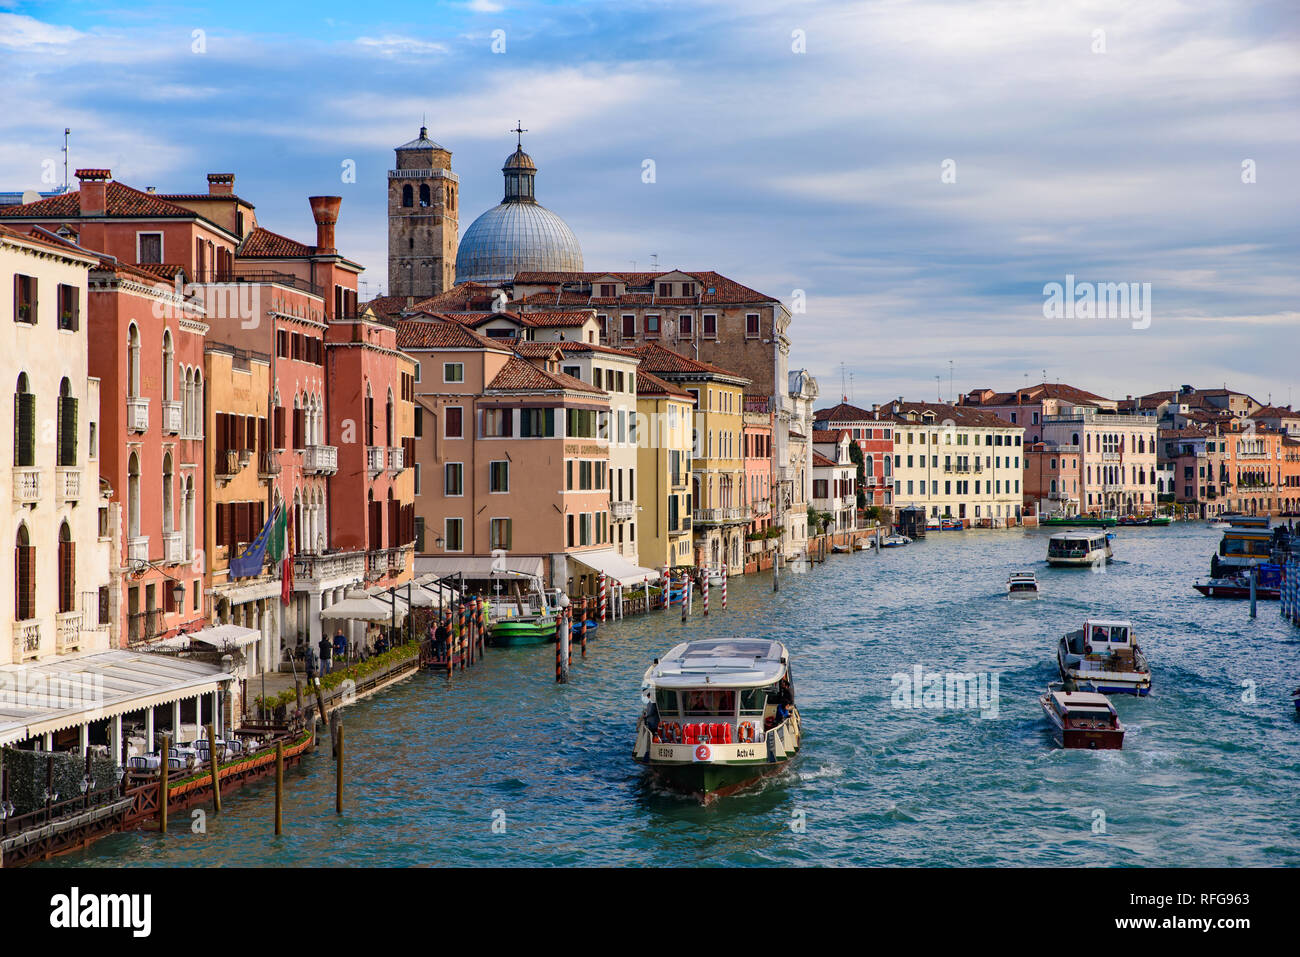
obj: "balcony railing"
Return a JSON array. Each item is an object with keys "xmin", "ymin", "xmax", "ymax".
[
  {"xmin": 387, "ymin": 446, "xmax": 404, "ymax": 474},
  {"xmin": 1102, "ymin": 451, "xmax": 1121, "ymax": 461},
  {"xmin": 366, "ymin": 446, "xmax": 385, "ymax": 477},
  {"xmin": 259, "ymin": 450, "xmax": 281, "ymax": 478},
  {"xmin": 56, "ymin": 612, "xmax": 82, "ymax": 653},
  {"xmin": 127, "ymin": 536, "xmax": 149, "ymax": 564},
  {"xmin": 163, "ymin": 531, "xmax": 184, "ymax": 565},
  {"xmin": 126, "ymin": 396, "xmax": 149, "ymax": 433},
  {"xmin": 162, "ymin": 399, "xmax": 182, "ymax": 435},
  {"xmin": 1047, "ymin": 491, "xmax": 1071, "ymax": 500},
  {"xmin": 294, "ymin": 550, "xmax": 364, "ymax": 583},
  {"xmin": 303, "ymin": 445, "xmax": 338, "ymax": 475},
  {"xmin": 13, "ymin": 466, "xmax": 40, "ymax": 504},
  {"xmin": 751, "ymin": 500, "xmax": 771, "ymax": 516},
  {"xmin": 14, "ymin": 621, "xmax": 40, "ymax": 660},
  {"xmin": 127, "ymin": 609, "xmax": 163, "ymax": 645},
  {"xmin": 692, "ymin": 506, "xmax": 752, "ymax": 525},
  {"xmin": 611, "ymin": 500, "xmax": 635, "ymax": 520},
  {"xmin": 215, "ymin": 449, "xmax": 240, "ymax": 478},
  {"xmin": 55, "ymin": 466, "xmax": 80, "ymax": 503}
]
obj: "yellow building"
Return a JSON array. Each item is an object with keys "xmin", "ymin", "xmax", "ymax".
[
  {"xmin": 635, "ymin": 370, "xmax": 695, "ymax": 569},
  {"xmin": 633, "ymin": 344, "xmax": 750, "ymax": 573}
]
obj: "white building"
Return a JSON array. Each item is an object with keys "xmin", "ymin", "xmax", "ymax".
[
  {"xmin": 1, "ymin": 224, "xmax": 115, "ymax": 665},
  {"xmin": 812, "ymin": 431, "xmax": 857, "ymax": 533}
]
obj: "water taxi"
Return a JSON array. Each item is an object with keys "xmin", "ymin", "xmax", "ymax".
[
  {"xmin": 486, "ymin": 573, "xmax": 561, "ymax": 646},
  {"xmin": 1057, "ymin": 619, "xmax": 1151, "ymax": 695},
  {"xmin": 1006, "ymin": 571, "xmax": 1040, "ymax": 598},
  {"xmin": 1040, "ymin": 684, "xmax": 1125, "ymax": 749},
  {"xmin": 1193, "ymin": 575, "xmax": 1281, "ymax": 600},
  {"xmin": 1046, "ymin": 529, "xmax": 1112, "ymax": 566},
  {"xmin": 1118, "ymin": 514, "xmax": 1172, "ymax": 527},
  {"xmin": 634, "ymin": 638, "xmax": 801, "ymax": 801}
]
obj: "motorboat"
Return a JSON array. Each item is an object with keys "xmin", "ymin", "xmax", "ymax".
[
  {"xmin": 486, "ymin": 572, "xmax": 561, "ymax": 646},
  {"xmin": 1006, "ymin": 571, "xmax": 1040, "ymax": 599},
  {"xmin": 1193, "ymin": 576, "xmax": 1281, "ymax": 600},
  {"xmin": 1040, "ymin": 684, "xmax": 1125, "ymax": 749},
  {"xmin": 1057, "ymin": 619, "xmax": 1151, "ymax": 695},
  {"xmin": 1046, "ymin": 530, "xmax": 1112, "ymax": 566},
  {"xmin": 880, "ymin": 535, "xmax": 911, "ymax": 548},
  {"xmin": 634, "ymin": 638, "xmax": 801, "ymax": 802}
]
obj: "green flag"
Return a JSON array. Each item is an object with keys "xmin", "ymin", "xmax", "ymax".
[{"xmin": 265, "ymin": 504, "xmax": 288, "ymax": 564}]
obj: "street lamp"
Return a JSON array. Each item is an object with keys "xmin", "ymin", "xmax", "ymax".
[{"xmin": 129, "ymin": 559, "xmax": 186, "ymax": 607}]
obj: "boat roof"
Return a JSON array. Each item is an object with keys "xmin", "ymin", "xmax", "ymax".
[
  {"xmin": 1049, "ymin": 690, "xmax": 1114, "ymax": 711},
  {"xmin": 1050, "ymin": 529, "xmax": 1106, "ymax": 538},
  {"xmin": 1084, "ymin": 618, "xmax": 1132, "ymax": 628},
  {"xmin": 648, "ymin": 639, "xmax": 788, "ymax": 689},
  {"xmin": 1008, "ymin": 571, "xmax": 1037, "ymax": 579}
]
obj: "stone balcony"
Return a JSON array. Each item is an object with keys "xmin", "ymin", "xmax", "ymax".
[
  {"xmin": 1102, "ymin": 451, "xmax": 1122, "ymax": 461},
  {"xmin": 387, "ymin": 446, "xmax": 404, "ymax": 474},
  {"xmin": 14, "ymin": 621, "xmax": 40, "ymax": 661},
  {"xmin": 163, "ymin": 531, "xmax": 185, "ymax": 565},
  {"xmin": 611, "ymin": 499, "xmax": 635, "ymax": 520},
  {"xmin": 751, "ymin": 500, "xmax": 771, "ymax": 516},
  {"xmin": 162, "ymin": 399, "xmax": 183, "ymax": 435},
  {"xmin": 126, "ymin": 396, "xmax": 149, "ymax": 433},
  {"xmin": 693, "ymin": 506, "xmax": 752, "ymax": 526},
  {"xmin": 127, "ymin": 536, "xmax": 150, "ymax": 564},
  {"xmin": 294, "ymin": 550, "xmax": 364, "ymax": 583},
  {"xmin": 303, "ymin": 445, "xmax": 338, "ymax": 475},
  {"xmin": 366, "ymin": 446, "xmax": 385, "ymax": 478},
  {"xmin": 258, "ymin": 450, "xmax": 281, "ymax": 479},
  {"xmin": 56, "ymin": 612, "xmax": 82, "ymax": 654},
  {"xmin": 13, "ymin": 466, "xmax": 40, "ymax": 504},
  {"xmin": 55, "ymin": 466, "xmax": 80, "ymax": 503}
]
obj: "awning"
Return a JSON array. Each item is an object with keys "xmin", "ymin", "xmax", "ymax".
[
  {"xmin": 0, "ymin": 650, "xmax": 234, "ymax": 747},
  {"xmin": 569, "ymin": 549, "xmax": 661, "ymax": 587},
  {"xmin": 414, "ymin": 555, "xmax": 545, "ymax": 579},
  {"xmin": 152, "ymin": 624, "xmax": 262, "ymax": 652}
]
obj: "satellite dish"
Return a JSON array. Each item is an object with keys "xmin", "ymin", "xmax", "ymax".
[{"xmin": 21, "ymin": 190, "xmax": 40, "ymax": 204}]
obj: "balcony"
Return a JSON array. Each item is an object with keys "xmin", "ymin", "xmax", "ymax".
[
  {"xmin": 303, "ymin": 445, "xmax": 338, "ymax": 475},
  {"xmin": 387, "ymin": 446, "xmax": 404, "ymax": 474},
  {"xmin": 1102, "ymin": 451, "xmax": 1121, "ymax": 461},
  {"xmin": 214, "ymin": 449, "xmax": 240, "ymax": 485},
  {"xmin": 126, "ymin": 396, "xmax": 149, "ymax": 433},
  {"xmin": 692, "ymin": 506, "xmax": 752, "ymax": 525},
  {"xmin": 127, "ymin": 536, "xmax": 149, "ymax": 564},
  {"xmin": 56, "ymin": 612, "xmax": 82, "ymax": 653},
  {"xmin": 751, "ymin": 500, "xmax": 771, "ymax": 516},
  {"xmin": 162, "ymin": 399, "xmax": 183, "ymax": 435},
  {"xmin": 611, "ymin": 499, "xmax": 635, "ymax": 520},
  {"xmin": 163, "ymin": 531, "xmax": 185, "ymax": 565},
  {"xmin": 366, "ymin": 446, "xmax": 385, "ymax": 478},
  {"xmin": 13, "ymin": 466, "xmax": 40, "ymax": 504},
  {"xmin": 1047, "ymin": 491, "xmax": 1070, "ymax": 501},
  {"xmin": 294, "ymin": 550, "xmax": 364, "ymax": 583},
  {"xmin": 14, "ymin": 621, "xmax": 40, "ymax": 660},
  {"xmin": 258, "ymin": 450, "xmax": 281, "ymax": 479},
  {"xmin": 55, "ymin": 466, "xmax": 80, "ymax": 503}
]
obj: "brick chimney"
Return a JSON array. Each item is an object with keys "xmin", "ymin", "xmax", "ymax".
[
  {"xmin": 207, "ymin": 173, "xmax": 235, "ymax": 195},
  {"xmin": 76, "ymin": 168, "xmax": 110, "ymax": 216},
  {"xmin": 308, "ymin": 196, "xmax": 341, "ymax": 254}
]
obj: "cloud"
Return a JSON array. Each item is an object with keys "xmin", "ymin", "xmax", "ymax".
[
  {"xmin": 354, "ymin": 34, "xmax": 450, "ymax": 57},
  {"xmin": 0, "ymin": 12, "xmax": 83, "ymax": 49}
]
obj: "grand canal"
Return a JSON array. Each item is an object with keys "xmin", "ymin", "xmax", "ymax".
[{"xmin": 46, "ymin": 523, "xmax": 1300, "ymax": 866}]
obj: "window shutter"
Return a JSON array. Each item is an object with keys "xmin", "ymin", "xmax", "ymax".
[
  {"xmin": 365, "ymin": 396, "xmax": 375, "ymax": 445},
  {"xmin": 293, "ymin": 408, "xmax": 304, "ymax": 449},
  {"xmin": 58, "ymin": 539, "xmax": 75, "ymax": 613},
  {"xmin": 17, "ymin": 545, "xmax": 35, "ymax": 621},
  {"xmin": 274, "ymin": 407, "xmax": 285, "ymax": 449},
  {"xmin": 15, "ymin": 390, "xmax": 35, "ymax": 467},
  {"xmin": 58, "ymin": 395, "xmax": 78, "ymax": 466},
  {"xmin": 215, "ymin": 503, "xmax": 225, "ymax": 548}
]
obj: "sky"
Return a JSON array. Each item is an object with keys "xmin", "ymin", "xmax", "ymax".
[{"xmin": 2, "ymin": 0, "xmax": 1297, "ymax": 408}]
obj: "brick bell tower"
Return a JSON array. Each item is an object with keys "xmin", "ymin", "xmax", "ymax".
[{"xmin": 387, "ymin": 125, "xmax": 458, "ymax": 299}]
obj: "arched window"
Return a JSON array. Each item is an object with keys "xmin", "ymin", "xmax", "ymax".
[
  {"xmin": 193, "ymin": 369, "xmax": 203, "ymax": 436},
  {"xmin": 14, "ymin": 372, "xmax": 35, "ymax": 467},
  {"xmin": 57, "ymin": 377, "xmax": 77, "ymax": 466},
  {"xmin": 127, "ymin": 452, "xmax": 141, "ymax": 540},
  {"xmin": 183, "ymin": 476, "xmax": 194, "ymax": 561},
  {"xmin": 365, "ymin": 383, "xmax": 375, "ymax": 445},
  {"xmin": 162, "ymin": 329, "xmax": 174, "ymax": 403},
  {"xmin": 402, "ymin": 184, "xmax": 413, "ymax": 208},
  {"xmin": 419, "ymin": 184, "xmax": 430, "ymax": 207},
  {"xmin": 58, "ymin": 521, "xmax": 75, "ymax": 613},
  {"xmin": 1072, "ymin": 432, "xmax": 1079, "ymax": 446},
  {"xmin": 127, "ymin": 323, "xmax": 141, "ymax": 397},
  {"xmin": 15, "ymin": 524, "xmax": 34, "ymax": 622},
  {"xmin": 386, "ymin": 388, "xmax": 394, "ymax": 446},
  {"xmin": 162, "ymin": 452, "xmax": 174, "ymax": 534}
]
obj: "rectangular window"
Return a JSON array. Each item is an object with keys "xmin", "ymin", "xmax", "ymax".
[
  {"xmin": 444, "ymin": 518, "xmax": 463, "ymax": 551},
  {"xmin": 443, "ymin": 362, "xmax": 464, "ymax": 383},
  {"xmin": 702, "ymin": 314, "xmax": 717, "ymax": 338},
  {"xmin": 413, "ymin": 463, "xmax": 422, "ymax": 495},
  {"xmin": 520, "ymin": 407, "xmax": 555, "ymax": 437},
  {"xmin": 56, "ymin": 283, "xmax": 79, "ymax": 331},
  {"xmin": 600, "ymin": 284, "xmax": 617, "ymax": 298},
  {"xmin": 137, "ymin": 232, "xmax": 163, "ymax": 264},
  {"xmin": 644, "ymin": 315, "xmax": 660, "ymax": 338},
  {"xmin": 414, "ymin": 406, "xmax": 423, "ymax": 438},
  {"xmin": 13, "ymin": 274, "xmax": 36, "ymax": 324},
  {"xmin": 678, "ymin": 314, "xmax": 693, "ymax": 337},
  {"xmin": 482, "ymin": 408, "xmax": 513, "ymax": 437},
  {"xmin": 621, "ymin": 314, "xmax": 635, "ymax": 337},
  {"xmin": 746, "ymin": 313, "xmax": 760, "ymax": 338},
  {"xmin": 597, "ymin": 315, "xmax": 608, "ymax": 341},
  {"xmin": 490, "ymin": 518, "xmax": 512, "ymax": 550},
  {"xmin": 658, "ymin": 282, "xmax": 672, "ymax": 297},
  {"xmin": 489, "ymin": 460, "xmax": 510, "ymax": 492},
  {"xmin": 445, "ymin": 406, "xmax": 463, "ymax": 438},
  {"xmin": 413, "ymin": 361, "xmax": 421, "ymax": 383},
  {"xmin": 444, "ymin": 462, "xmax": 464, "ymax": 496}
]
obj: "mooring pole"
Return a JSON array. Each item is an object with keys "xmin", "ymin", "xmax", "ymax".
[
  {"xmin": 335, "ymin": 721, "xmax": 344, "ymax": 815},
  {"xmin": 206, "ymin": 722, "xmax": 221, "ymax": 814},
  {"xmin": 274, "ymin": 740, "xmax": 283, "ymax": 836},
  {"xmin": 1250, "ymin": 563, "xmax": 1258, "ymax": 619},
  {"xmin": 158, "ymin": 733, "xmax": 170, "ymax": 834}
]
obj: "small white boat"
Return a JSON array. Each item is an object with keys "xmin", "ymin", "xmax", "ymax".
[
  {"xmin": 1057, "ymin": 619, "xmax": 1151, "ymax": 695},
  {"xmin": 1046, "ymin": 530, "xmax": 1112, "ymax": 567},
  {"xmin": 1006, "ymin": 571, "xmax": 1040, "ymax": 599},
  {"xmin": 880, "ymin": 535, "xmax": 911, "ymax": 548}
]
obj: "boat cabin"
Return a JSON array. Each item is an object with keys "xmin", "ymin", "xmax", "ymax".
[
  {"xmin": 1046, "ymin": 690, "xmax": 1120, "ymax": 729},
  {"xmin": 1047, "ymin": 530, "xmax": 1108, "ymax": 558},
  {"xmin": 1007, "ymin": 571, "xmax": 1039, "ymax": 594},
  {"xmin": 645, "ymin": 639, "xmax": 793, "ymax": 743},
  {"xmin": 1066, "ymin": 619, "xmax": 1134, "ymax": 656}
]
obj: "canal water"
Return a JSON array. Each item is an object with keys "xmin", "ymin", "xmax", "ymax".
[{"xmin": 47, "ymin": 523, "xmax": 1300, "ymax": 866}]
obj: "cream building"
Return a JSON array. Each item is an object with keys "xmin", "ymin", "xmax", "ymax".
[
  {"xmin": 812, "ymin": 431, "xmax": 857, "ymax": 533},
  {"xmin": 783, "ymin": 370, "xmax": 818, "ymax": 555},
  {"xmin": 1043, "ymin": 408, "xmax": 1159, "ymax": 516},
  {"xmin": 887, "ymin": 401, "xmax": 1026, "ymax": 526},
  {"xmin": 635, "ymin": 371, "xmax": 695, "ymax": 570},
  {"xmin": 1, "ymin": 225, "xmax": 114, "ymax": 665}
]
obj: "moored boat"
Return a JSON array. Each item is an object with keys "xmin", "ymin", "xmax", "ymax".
[
  {"xmin": 486, "ymin": 573, "xmax": 561, "ymax": 646},
  {"xmin": 1046, "ymin": 529, "xmax": 1112, "ymax": 566},
  {"xmin": 1193, "ymin": 577, "xmax": 1281, "ymax": 600},
  {"xmin": 1040, "ymin": 684, "xmax": 1125, "ymax": 749},
  {"xmin": 1040, "ymin": 514, "xmax": 1118, "ymax": 527},
  {"xmin": 634, "ymin": 638, "xmax": 801, "ymax": 802},
  {"xmin": 880, "ymin": 534, "xmax": 911, "ymax": 548},
  {"xmin": 1006, "ymin": 570, "xmax": 1040, "ymax": 598},
  {"xmin": 1057, "ymin": 619, "xmax": 1151, "ymax": 695}
]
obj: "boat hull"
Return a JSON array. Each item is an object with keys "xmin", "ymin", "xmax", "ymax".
[
  {"xmin": 1040, "ymin": 697, "xmax": 1124, "ymax": 749},
  {"xmin": 636, "ymin": 714, "xmax": 801, "ymax": 802},
  {"xmin": 1041, "ymin": 517, "xmax": 1117, "ymax": 527},
  {"xmin": 1058, "ymin": 646, "xmax": 1151, "ymax": 695},
  {"xmin": 488, "ymin": 619, "xmax": 558, "ymax": 646},
  {"xmin": 1193, "ymin": 582, "xmax": 1280, "ymax": 600}
]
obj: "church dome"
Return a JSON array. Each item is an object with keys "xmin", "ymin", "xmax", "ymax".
[{"xmin": 455, "ymin": 144, "xmax": 582, "ymax": 285}]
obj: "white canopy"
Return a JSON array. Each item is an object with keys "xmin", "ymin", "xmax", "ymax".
[
  {"xmin": 414, "ymin": 555, "xmax": 544, "ymax": 579},
  {"xmin": 152, "ymin": 624, "xmax": 262, "ymax": 652},
  {"xmin": 320, "ymin": 592, "xmax": 405, "ymax": 623},
  {"xmin": 570, "ymin": 548, "xmax": 661, "ymax": 587}
]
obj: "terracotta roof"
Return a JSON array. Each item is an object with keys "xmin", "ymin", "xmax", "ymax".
[
  {"xmin": 395, "ymin": 319, "xmax": 502, "ymax": 351},
  {"xmin": 362, "ymin": 295, "xmax": 410, "ymax": 319},
  {"xmin": 629, "ymin": 342, "xmax": 749, "ymax": 383},
  {"xmin": 1251, "ymin": 405, "xmax": 1299, "ymax": 418},
  {"xmin": 486, "ymin": 357, "xmax": 605, "ymax": 395},
  {"xmin": 0, "ymin": 223, "xmax": 99, "ymax": 261},
  {"xmin": 811, "ymin": 451, "xmax": 839, "ymax": 468},
  {"xmin": 511, "ymin": 269, "xmax": 776, "ymax": 304},
  {"xmin": 521, "ymin": 310, "xmax": 595, "ymax": 327},
  {"xmin": 891, "ymin": 400, "xmax": 1020, "ymax": 429},
  {"xmin": 410, "ymin": 283, "xmax": 503, "ymax": 313},
  {"xmin": 967, "ymin": 382, "xmax": 1110, "ymax": 408},
  {"xmin": 539, "ymin": 341, "xmax": 637, "ymax": 358},
  {"xmin": 0, "ymin": 180, "xmax": 203, "ymax": 221},
  {"xmin": 131, "ymin": 262, "xmax": 186, "ymax": 282},
  {"xmin": 512, "ymin": 342, "xmax": 565, "ymax": 359},
  {"xmin": 814, "ymin": 401, "xmax": 875, "ymax": 423},
  {"xmin": 240, "ymin": 226, "xmax": 315, "ymax": 259},
  {"xmin": 635, "ymin": 370, "xmax": 694, "ymax": 400}
]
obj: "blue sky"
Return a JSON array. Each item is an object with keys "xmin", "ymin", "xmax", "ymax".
[{"xmin": 2, "ymin": 0, "xmax": 1297, "ymax": 407}]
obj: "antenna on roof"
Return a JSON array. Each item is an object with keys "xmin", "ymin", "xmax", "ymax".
[
  {"xmin": 62, "ymin": 127, "xmax": 70, "ymax": 192},
  {"xmin": 650, "ymin": 253, "xmax": 659, "ymax": 271}
]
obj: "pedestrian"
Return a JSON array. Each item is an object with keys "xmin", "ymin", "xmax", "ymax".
[
  {"xmin": 434, "ymin": 617, "xmax": 451, "ymax": 660},
  {"xmin": 318, "ymin": 634, "xmax": 333, "ymax": 676},
  {"xmin": 333, "ymin": 627, "xmax": 348, "ymax": 664}
]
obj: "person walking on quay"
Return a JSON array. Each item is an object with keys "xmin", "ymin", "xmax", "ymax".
[
  {"xmin": 434, "ymin": 617, "xmax": 451, "ymax": 661},
  {"xmin": 318, "ymin": 635, "xmax": 333, "ymax": 676},
  {"xmin": 334, "ymin": 627, "xmax": 348, "ymax": 665}
]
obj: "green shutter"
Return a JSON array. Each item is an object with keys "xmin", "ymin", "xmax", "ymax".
[
  {"xmin": 58, "ymin": 395, "xmax": 78, "ymax": 466},
  {"xmin": 15, "ymin": 391, "xmax": 35, "ymax": 466}
]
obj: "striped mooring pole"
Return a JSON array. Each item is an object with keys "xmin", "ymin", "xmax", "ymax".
[
  {"xmin": 703, "ymin": 568, "xmax": 710, "ymax": 615},
  {"xmin": 721, "ymin": 563, "xmax": 728, "ymax": 610},
  {"xmin": 598, "ymin": 572, "xmax": 607, "ymax": 622},
  {"xmin": 681, "ymin": 570, "xmax": 689, "ymax": 623}
]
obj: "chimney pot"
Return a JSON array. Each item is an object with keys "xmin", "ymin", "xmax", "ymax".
[
  {"xmin": 207, "ymin": 173, "xmax": 235, "ymax": 196},
  {"xmin": 308, "ymin": 196, "xmax": 341, "ymax": 254},
  {"xmin": 75, "ymin": 168, "xmax": 110, "ymax": 216}
]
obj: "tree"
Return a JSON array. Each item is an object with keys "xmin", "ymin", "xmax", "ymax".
[{"xmin": 847, "ymin": 441, "xmax": 867, "ymax": 510}]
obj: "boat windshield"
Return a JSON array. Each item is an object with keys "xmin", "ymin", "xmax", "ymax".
[{"xmin": 681, "ymin": 688, "xmax": 736, "ymax": 717}]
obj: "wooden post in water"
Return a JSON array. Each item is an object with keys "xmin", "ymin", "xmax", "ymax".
[
  {"xmin": 334, "ymin": 721, "xmax": 344, "ymax": 815},
  {"xmin": 274, "ymin": 740, "xmax": 283, "ymax": 836},
  {"xmin": 1250, "ymin": 563, "xmax": 1258, "ymax": 619},
  {"xmin": 158, "ymin": 733, "xmax": 170, "ymax": 834},
  {"xmin": 206, "ymin": 722, "xmax": 221, "ymax": 814},
  {"xmin": 295, "ymin": 679, "xmax": 304, "ymax": 715}
]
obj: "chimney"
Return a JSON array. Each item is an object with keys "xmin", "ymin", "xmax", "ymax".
[
  {"xmin": 308, "ymin": 196, "xmax": 341, "ymax": 254},
  {"xmin": 76, "ymin": 168, "xmax": 110, "ymax": 216},
  {"xmin": 207, "ymin": 173, "xmax": 235, "ymax": 195}
]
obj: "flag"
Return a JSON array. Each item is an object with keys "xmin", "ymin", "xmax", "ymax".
[
  {"xmin": 265, "ymin": 503, "xmax": 289, "ymax": 564},
  {"xmin": 280, "ymin": 508, "xmax": 294, "ymax": 606},
  {"xmin": 230, "ymin": 504, "xmax": 281, "ymax": 579}
]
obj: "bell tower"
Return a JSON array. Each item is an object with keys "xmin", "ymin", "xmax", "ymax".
[{"xmin": 387, "ymin": 125, "xmax": 458, "ymax": 300}]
